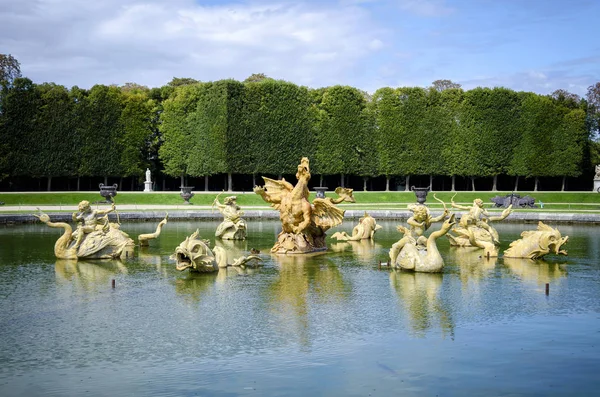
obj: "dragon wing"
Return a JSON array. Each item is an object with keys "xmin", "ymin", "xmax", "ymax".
[
  {"xmin": 312, "ymin": 198, "xmax": 345, "ymax": 231},
  {"xmin": 259, "ymin": 177, "xmax": 294, "ymax": 210}
]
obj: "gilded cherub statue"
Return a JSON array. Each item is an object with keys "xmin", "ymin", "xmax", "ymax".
[
  {"xmin": 447, "ymin": 196, "xmax": 511, "ymax": 248},
  {"xmin": 213, "ymin": 194, "xmax": 247, "ymax": 240},
  {"xmin": 406, "ymin": 194, "xmax": 449, "ymax": 240},
  {"xmin": 33, "ymin": 201, "xmax": 134, "ymax": 260},
  {"xmin": 331, "ymin": 212, "xmax": 382, "ymax": 241},
  {"xmin": 254, "ymin": 157, "xmax": 355, "ymax": 254},
  {"xmin": 389, "ymin": 214, "xmax": 456, "ymax": 273}
]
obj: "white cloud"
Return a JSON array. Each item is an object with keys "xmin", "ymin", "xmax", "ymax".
[{"xmin": 0, "ymin": 0, "xmax": 385, "ymax": 89}]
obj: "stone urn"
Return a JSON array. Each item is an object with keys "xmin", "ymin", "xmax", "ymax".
[
  {"xmin": 99, "ymin": 183, "xmax": 118, "ymax": 203},
  {"xmin": 314, "ymin": 187, "xmax": 328, "ymax": 199},
  {"xmin": 180, "ymin": 186, "xmax": 195, "ymax": 204},
  {"xmin": 411, "ymin": 186, "xmax": 430, "ymax": 205}
]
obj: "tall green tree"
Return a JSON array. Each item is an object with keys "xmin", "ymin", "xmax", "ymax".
[
  {"xmin": 0, "ymin": 78, "xmax": 39, "ymax": 181},
  {"xmin": 33, "ymin": 83, "xmax": 78, "ymax": 190},
  {"xmin": 314, "ymin": 85, "xmax": 371, "ymax": 187},
  {"xmin": 77, "ymin": 85, "xmax": 125, "ymax": 183},
  {"xmin": 158, "ymin": 83, "xmax": 203, "ymax": 186},
  {"xmin": 119, "ymin": 88, "xmax": 157, "ymax": 187},
  {"xmin": 0, "ymin": 54, "xmax": 21, "ymax": 88},
  {"xmin": 241, "ymin": 79, "xmax": 315, "ymax": 177}
]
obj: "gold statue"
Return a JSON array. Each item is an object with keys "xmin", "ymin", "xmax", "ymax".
[
  {"xmin": 213, "ymin": 194, "xmax": 247, "ymax": 240},
  {"xmin": 406, "ymin": 195, "xmax": 449, "ymax": 239},
  {"xmin": 254, "ymin": 157, "xmax": 354, "ymax": 254},
  {"xmin": 504, "ymin": 222, "xmax": 568, "ymax": 259},
  {"xmin": 331, "ymin": 212, "xmax": 382, "ymax": 241},
  {"xmin": 389, "ymin": 214, "xmax": 455, "ymax": 273},
  {"xmin": 34, "ymin": 202, "xmax": 134, "ymax": 260},
  {"xmin": 447, "ymin": 196, "xmax": 512, "ymax": 248},
  {"xmin": 171, "ymin": 230, "xmax": 261, "ymax": 272},
  {"xmin": 138, "ymin": 213, "xmax": 168, "ymax": 246}
]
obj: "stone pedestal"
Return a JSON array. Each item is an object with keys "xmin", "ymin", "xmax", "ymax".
[
  {"xmin": 594, "ymin": 179, "xmax": 600, "ymax": 193},
  {"xmin": 144, "ymin": 181, "xmax": 153, "ymax": 192}
]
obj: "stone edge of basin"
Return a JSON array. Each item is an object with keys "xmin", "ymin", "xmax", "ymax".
[{"xmin": 2, "ymin": 209, "xmax": 600, "ymax": 224}]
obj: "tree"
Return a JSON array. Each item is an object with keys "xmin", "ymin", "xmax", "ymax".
[
  {"xmin": 77, "ymin": 85, "xmax": 125, "ymax": 183},
  {"xmin": 551, "ymin": 89, "xmax": 581, "ymax": 109},
  {"xmin": 431, "ymin": 79, "xmax": 461, "ymax": 92},
  {"xmin": 314, "ymin": 85, "xmax": 371, "ymax": 187},
  {"xmin": 119, "ymin": 89, "xmax": 157, "ymax": 185},
  {"xmin": 586, "ymin": 82, "xmax": 600, "ymax": 141},
  {"xmin": 0, "ymin": 54, "xmax": 21, "ymax": 88},
  {"xmin": 244, "ymin": 73, "xmax": 269, "ymax": 83},
  {"xmin": 0, "ymin": 78, "xmax": 40, "ymax": 180},
  {"xmin": 33, "ymin": 83, "xmax": 78, "ymax": 190},
  {"xmin": 158, "ymin": 83, "xmax": 203, "ymax": 186}
]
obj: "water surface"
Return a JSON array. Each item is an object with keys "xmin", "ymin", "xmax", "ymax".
[{"xmin": 0, "ymin": 220, "xmax": 599, "ymax": 396}]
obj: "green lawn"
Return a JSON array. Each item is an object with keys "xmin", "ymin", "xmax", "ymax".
[{"xmin": 1, "ymin": 191, "xmax": 599, "ymax": 211}]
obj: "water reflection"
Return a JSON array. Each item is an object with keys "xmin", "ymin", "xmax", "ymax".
[
  {"xmin": 268, "ymin": 254, "xmax": 350, "ymax": 347},
  {"xmin": 447, "ymin": 247, "xmax": 497, "ymax": 285},
  {"xmin": 503, "ymin": 257, "xmax": 567, "ymax": 285},
  {"xmin": 55, "ymin": 259, "xmax": 127, "ymax": 290},
  {"xmin": 174, "ymin": 272, "xmax": 216, "ymax": 303},
  {"xmin": 214, "ymin": 238, "xmax": 250, "ymax": 264},
  {"xmin": 329, "ymin": 239, "xmax": 382, "ymax": 262},
  {"xmin": 389, "ymin": 270, "xmax": 454, "ymax": 338}
]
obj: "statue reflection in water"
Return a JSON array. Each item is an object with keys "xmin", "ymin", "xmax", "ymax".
[
  {"xmin": 267, "ymin": 254, "xmax": 350, "ymax": 348},
  {"xmin": 389, "ymin": 270, "xmax": 454, "ymax": 338},
  {"xmin": 55, "ymin": 258, "xmax": 127, "ymax": 292},
  {"xmin": 446, "ymin": 247, "xmax": 498, "ymax": 287},
  {"xmin": 503, "ymin": 257, "xmax": 567, "ymax": 286},
  {"xmin": 329, "ymin": 239, "xmax": 382, "ymax": 262}
]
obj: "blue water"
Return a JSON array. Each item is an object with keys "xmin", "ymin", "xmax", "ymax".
[{"xmin": 0, "ymin": 220, "xmax": 599, "ymax": 396}]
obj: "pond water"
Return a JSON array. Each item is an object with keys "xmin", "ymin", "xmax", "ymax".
[{"xmin": 0, "ymin": 219, "xmax": 599, "ymax": 396}]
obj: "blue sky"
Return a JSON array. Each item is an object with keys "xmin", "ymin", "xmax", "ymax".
[{"xmin": 1, "ymin": 0, "xmax": 598, "ymax": 96}]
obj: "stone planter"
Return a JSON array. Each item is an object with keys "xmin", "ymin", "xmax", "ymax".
[
  {"xmin": 180, "ymin": 186, "xmax": 195, "ymax": 204},
  {"xmin": 314, "ymin": 187, "xmax": 328, "ymax": 199},
  {"xmin": 99, "ymin": 183, "xmax": 118, "ymax": 203},
  {"xmin": 411, "ymin": 186, "xmax": 430, "ymax": 205}
]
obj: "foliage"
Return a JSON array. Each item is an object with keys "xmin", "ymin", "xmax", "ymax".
[
  {"xmin": 241, "ymin": 79, "xmax": 315, "ymax": 174},
  {"xmin": 0, "ymin": 54, "xmax": 21, "ymax": 88},
  {"xmin": 314, "ymin": 85, "xmax": 370, "ymax": 176},
  {"xmin": 77, "ymin": 85, "xmax": 125, "ymax": 177},
  {"xmin": 431, "ymin": 79, "xmax": 461, "ymax": 92},
  {"xmin": 158, "ymin": 83, "xmax": 203, "ymax": 178},
  {"xmin": 119, "ymin": 90, "xmax": 157, "ymax": 177}
]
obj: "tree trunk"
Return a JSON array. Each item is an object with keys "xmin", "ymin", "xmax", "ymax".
[
  {"xmin": 363, "ymin": 177, "xmax": 368, "ymax": 191},
  {"xmin": 471, "ymin": 177, "xmax": 475, "ymax": 191},
  {"xmin": 320, "ymin": 175, "xmax": 323, "ymax": 187},
  {"xmin": 252, "ymin": 174, "xmax": 256, "ymax": 187},
  {"xmin": 514, "ymin": 175, "xmax": 519, "ymax": 192},
  {"xmin": 119, "ymin": 177, "xmax": 123, "ymax": 190},
  {"xmin": 492, "ymin": 175, "xmax": 497, "ymax": 191},
  {"xmin": 77, "ymin": 177, "xmax": 80, "ymax": 191},
  {"xmin": 162, "ymin": 179, "xmax": 166, "ymax": 191},
  {"xmin": 405, "ymin": 175, "xmax": 410, "ymax": 192},
  {"xmin": 47, "ymin": 176, "xmax": 52, "ymax": 191},
  {"xmin": 340, "ymin": 174, "xmax": 345, "ymax": 188},
  {"xmin": 451, "ymin": 175, "xmax": 455, "ymax": 192},
  {"xmin": 228, "ymin": 173, "xmax": 232, "ymax": 192},
  {"xmin": 534, "ymin": 177, "xmax": 539, "ymax": 192},
  {"xmin": 180, "ymin": 174, "xmax": 184, "ymax": 188},
  {"xmin": 561, "ymin": 176, "xmax": 566, "ymax": 191},
  {"xmin": 104, "ymin": 176, "xmax": 108, "ymax": 186},
  {"xmin": 385, "ymin": 176, "xmax": 390, "ymax": 191},
  {"xmin": 204, "ymin": 176, "xmax": 209, "ymax": 191},
  {"xmin": 429, "ymin": 175, "xmax": 433, "ymax": 189}
]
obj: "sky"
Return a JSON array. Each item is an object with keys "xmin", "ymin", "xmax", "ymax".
[{"xmin": 1, "ymin": 0, "xmax": 599, "ymax": 96}]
